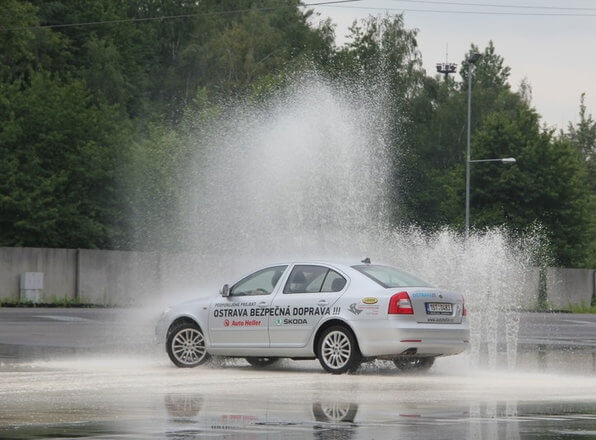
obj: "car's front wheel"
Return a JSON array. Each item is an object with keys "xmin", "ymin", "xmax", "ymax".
[
  {"xmin": 393, "ymin": 356, "xmax": 435, "ymax": 372},
  {"xmin": 167, "ymin": 322, "xmax": 210, "ymax": 368},
  {"xmin": 245, "ymin": 357, "xmax": 280, "ymax": 367},
  {"xmin": 317, "ymin": 325, "xmax": 361, "ymax": 374}
]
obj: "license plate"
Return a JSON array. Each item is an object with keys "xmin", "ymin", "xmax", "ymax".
[{"xmin": 425, "ymin": 302, "xmax": 453, "ymax": 315}]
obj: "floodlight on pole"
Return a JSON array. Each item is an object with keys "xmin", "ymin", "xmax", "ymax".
[
  {"xmin": 436, "ymin": 44, "xmax": 457, "ymax": 81},
  {"xmin": 436, "ymin": 62, "xmax": 458, "ymax": 80}
]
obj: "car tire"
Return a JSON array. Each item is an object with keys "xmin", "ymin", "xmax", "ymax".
[
  {"xmin": 167, "ymin": 321, "xmax": 211, "ymax": 368},
  {"xmin": 245, "ymin": 357, "xmax": 280, "ymax": 367},
  {"xmin": 393, "ymin": 356, "xmax": 435, "ymax": 372},
  {"xmin": 317, "ymin": 325, "xmax": 361, "ymax": 374}
]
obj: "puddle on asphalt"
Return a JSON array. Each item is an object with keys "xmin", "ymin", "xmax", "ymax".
[
  {"xmin": 0, "ymin": 396, "xmax": 594, "ymax": 439},
  {"xmin": 1, "ymin": 345, "xmax": 595, "ymax": 439}
]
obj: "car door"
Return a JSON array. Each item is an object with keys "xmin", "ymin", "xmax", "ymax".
[
  {"xmin": 268, "ymin": 264, "xmax": 348, "ymax": 348},
  {"xmin": 209, "ymin": 265, "xmax": 288, "ymax": 348}
]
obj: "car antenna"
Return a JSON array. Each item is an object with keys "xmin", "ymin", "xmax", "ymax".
[{"xmin": 361, "ymin": 257, "xmax": 371, "ymax": 264}]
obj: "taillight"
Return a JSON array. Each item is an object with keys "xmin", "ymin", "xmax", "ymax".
[
  {"xmin": 388, "ymin": 291, "xmax": 413, "ymax": 314},
  {"xmin": 462, "ymin": 298, "xmax": 467, "ymax": 316}
]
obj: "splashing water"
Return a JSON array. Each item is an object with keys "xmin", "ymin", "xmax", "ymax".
[
  {"xmin": 181, "ymin": 75, "xmax": 390, "ymax": 258},
  {"xmin": 151, "ymin": 74, "xmax": 543, "ymax": 369}
]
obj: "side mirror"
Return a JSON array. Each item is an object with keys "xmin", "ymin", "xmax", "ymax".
[{"xmin": 221, "ymin": 284, "xmax": 230, "ymax": 297}]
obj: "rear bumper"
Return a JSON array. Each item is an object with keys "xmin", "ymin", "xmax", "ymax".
[{"xmin": 352, "ymin": 317, "xmax": 470, "ymax": 358}]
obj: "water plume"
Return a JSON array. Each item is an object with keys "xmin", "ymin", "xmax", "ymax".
[{"xmin": 148, "ymin": 73, "xmax": 545, "ymax": 369}]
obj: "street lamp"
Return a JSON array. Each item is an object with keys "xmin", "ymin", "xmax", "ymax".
[
  {"xmin": 463, "ymin": 50, "xmax": 517, "ymax": 237},
  {"xmin": 469, "ymin": 158, "xmax": 516, "ymax": 164},
  {"xmin": 465, "ymin": 51, "xmax": 481, "ymax": 239}
]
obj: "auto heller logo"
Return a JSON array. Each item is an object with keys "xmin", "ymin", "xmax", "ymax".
[{"xmin": 224, "ymin": 320, "xmax": 262, "ymax": 327}]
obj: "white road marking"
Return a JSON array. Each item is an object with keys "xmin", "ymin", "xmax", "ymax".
[{"xmin": 33, "ymin": 315, "xmax": 91, "ymax": 322}]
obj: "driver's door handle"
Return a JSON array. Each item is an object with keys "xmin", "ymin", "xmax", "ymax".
[{"xmin": 258, "ymin": 301, "xmax": 268, "ymax": 308}]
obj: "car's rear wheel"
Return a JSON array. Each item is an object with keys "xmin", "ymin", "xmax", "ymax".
[
  {"xmin": 245, "ymin": 357, "xmax": 280, "ymax": 367},
  {"xmin": 167, "ymin": 322, "xmax": 210, "ymax": 368},
  {"xmin": 317, "ymin": 325, "xmax": 361, "ymax": 374},
  {"xmin": 393, "ymin": 356, "xmax": 435, "ymax": 372}
]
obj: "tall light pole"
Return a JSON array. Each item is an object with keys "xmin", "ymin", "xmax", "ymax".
[
  {"xmin": 464, "ymin": 51, "xmax": 517, "ymax": 237},
  {"xmin": 465, "ymin": 51, "xmax": 481, "ymax": 239}
]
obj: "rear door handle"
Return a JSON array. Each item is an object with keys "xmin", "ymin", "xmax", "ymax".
[
  {"xmin": 258, "ymin": 301, "xmax": 268, "ymax": 308},
  {"xmin": 318, "ymin": 300, "xmax": 329, "ymax": 306}
]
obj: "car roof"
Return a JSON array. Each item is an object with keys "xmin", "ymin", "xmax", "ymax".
[{"xmin": 265, "ymin": 260, "xmax": 368, "ymax": 272}]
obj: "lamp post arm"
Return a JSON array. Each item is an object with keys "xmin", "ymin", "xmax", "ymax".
[{"xmin": 469, "ymin": 158, "xmax": 516, "ymax": 163}]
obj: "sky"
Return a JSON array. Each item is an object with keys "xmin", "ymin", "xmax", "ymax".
[{"xmin": 310, "ymin": 0, "xmax": 596, "ymax": 130}]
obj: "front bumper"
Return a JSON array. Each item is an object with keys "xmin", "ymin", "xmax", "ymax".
[{"xmin": 154, "ymin": 313, "xmax": 169, "ymax": 344}]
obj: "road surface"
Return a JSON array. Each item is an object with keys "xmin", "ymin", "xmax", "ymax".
[{"xmin": 0, "ymin": 308, "xmax": 594, "ymax": 439}]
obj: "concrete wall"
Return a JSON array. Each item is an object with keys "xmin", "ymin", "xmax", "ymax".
[
  {"xmin": 0, "ymin": 247, "xmax": 165, "ymax": 305},
  {"xmin": 0, "ymin": 247, "xmax": 594, "ymax": 307},
  {"xmin": 520, "ymin": 267, "xmax": 541, "ymax": 308},
  {"xmin": 0, "ymin": 247, "xmax": 77, "ymax": 300},
  {"xmin": 77, "ymin": 249, "xmax": 162, "ymax": 305},
  {"xmin": 546, "ymin": 268, "xmax": 595, "ymax": 308}
]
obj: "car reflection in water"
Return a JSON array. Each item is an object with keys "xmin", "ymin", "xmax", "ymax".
[
  {"xmin": 165, "ymin": 394, "xmax": 359, "ymax": 440},
  {"xmin": 164, "ymin": 393, "xmax": 359, "ymax": 439},
  {"xmin": 311, "ymin": 402, "xmax": 358, "ymax": 440},
  {"xmin": 162, "ymin": 393, "xmax": 472, "ymax": 440},
  {"xmin": 162, "ymin": 392, "xmax": 596, "ymax": 440}
]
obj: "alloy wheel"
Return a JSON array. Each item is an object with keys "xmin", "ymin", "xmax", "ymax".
[
  {"xmin": 171, "ymin": 327, "xmax": 207, "ymax": 366},
  {"xmin": 321, "ymin": 330, "xmax": 352, "ymax": 370}
]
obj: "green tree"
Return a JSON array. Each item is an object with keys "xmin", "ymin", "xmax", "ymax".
[
  {"xmin": 460, "ymin": 41, "xmax": 511, "ymax": 91},
  {"xmin": 0, "ymin": 0, "xmax": 70, "ymax": 83},
  {"xmin": 0, "ymin": 73, "xmax": 128, "ymax": 248},
  {"xmin": 563, "ymin": 94, "xmax": 596, "ymax": 267},
  {"xmin": 400, "ymin": 41, "xmax": 593, "ymax": 267},
  {"xmin": 471, "ymin": 106, "xmax": 591, "ymax": 266}
]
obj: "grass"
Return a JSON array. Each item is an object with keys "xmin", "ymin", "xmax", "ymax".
[
  {"xmin": 532, "ymin": 300, "xmax": 596, "ymax": 313},
  {"xmin": 567, "ymin": 303, "xmax": 596, "ymax": 314}
]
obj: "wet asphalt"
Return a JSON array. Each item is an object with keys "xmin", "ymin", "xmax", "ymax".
[{"xmin": 0, "ymin": 308, "xmax": 595, "ymax": 439}]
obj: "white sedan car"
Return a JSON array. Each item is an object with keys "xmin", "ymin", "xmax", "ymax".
[{"xmin": 155, "ymin": 260, "xmax": 469, "ymax": 374}]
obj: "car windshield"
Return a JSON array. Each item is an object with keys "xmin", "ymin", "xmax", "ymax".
[
  {"xmin": 352, "ymin": 265, "xmax": 433, "ymax": 288},
  {"xmin": 230, "ymin": 265, "xmax": 287, "ymax": 296}
]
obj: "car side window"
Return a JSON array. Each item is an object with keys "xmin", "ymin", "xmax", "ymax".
[
  {"xmin": 230, "ymin": 266, "xmax": 287, "ymax": 296},
  {"xmin": 321, "ymin": 270, "xmax": 347, "ymax": 292},
  {"xmin": 284, "ymin": 265, "xmax": 346, "ymax": 294}
]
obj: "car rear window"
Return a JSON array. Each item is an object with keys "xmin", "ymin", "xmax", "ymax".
[{"xmin": 352, "ymin": 265, "xmax": 433, "ymax": 288}]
